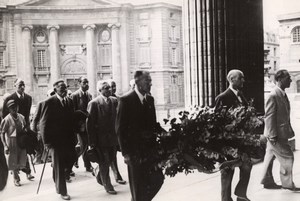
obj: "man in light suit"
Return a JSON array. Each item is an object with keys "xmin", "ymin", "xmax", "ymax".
[
  {"xmin": 215, "ymin": 69, "xmax": 251, "ymax": 201},
  {"xmin": 116, "ymin": 70, "xmax": 164, "ymax": 201},
  {"xmin": 39, "ymin": 80, "xmax": 77, "ymax": 200},
  {"xmin": 86, "ymin": 80, "xmax": 121, "ymax": 195},
  {"xmin": 70, "ymin": 77, "xmax": 93, "ymax": 173},
  {"xmin": 261, "ymin": 69, "xmax": 300, "ymax": 191},
  {"xmin": 2, "ymin": 78, "xmax": 34, "ymax": 180}
]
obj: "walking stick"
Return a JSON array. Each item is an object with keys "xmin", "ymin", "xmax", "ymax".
[{"xmin": 36, "ymin": 149, "xmax": 49, "ymax": 194}]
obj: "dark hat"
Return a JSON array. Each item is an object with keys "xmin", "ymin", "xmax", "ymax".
[
  {"xmin": 6, "ymin": 100, "xmax": 17, "ymax": 108},
  {"xmin": 53, "ymin": 79, "xmax": 65, "ymax": 87}
]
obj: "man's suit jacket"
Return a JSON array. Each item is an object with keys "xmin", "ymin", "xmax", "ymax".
[
  {"xmin": 30, "ymin": 101, "xmax": 44, "ymax": 133},
  {"xmin": 3, "ymin": 92, "xmax": 32, "ymax": 126},
  {"xmin": 264, "ymin": 87, "xmax": 294, "ymax": 140},
  {"xmin": 86, "ymin": 95, "xmax": 118, "ymax": 147},
  {"xmin": 215, "ymin": 88, "xmax": 248, "ymax": 112},
  {"xmin": 71, "ymin": 89, "xmax": 92, "ymax": 112},
  {"xmin": 39, "ymin": 95, "xmax": 75, "ymax": 148},
  {"xmin": 115, "ymin": 90, "xmax": 157, "ymax": 157}
]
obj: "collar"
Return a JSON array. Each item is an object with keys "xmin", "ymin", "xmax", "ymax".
[
  {"xmin": 276, "ymin": 85, "xmax": 286, "ymax": 96},
  {"xmin": 56, "ymin": 94, "xmax": 64, "ymax": 102},
  {"xmin": 229, "ymin": 86, "xmax": 239, "ymax": 96},
  {"xmin": 16, "ymin": 92, "xmax": 24, "ymax": 98},
  {"xmin": 134, "ymin": 87, "xmax": 146, "ymax": 104},
  {"xmin": 80, "ymin": 88, "xmax": 87, "ymax": 95},
  {"xmin": 100, "ymin": 93, "xmax": 108, "ymax": 102}
]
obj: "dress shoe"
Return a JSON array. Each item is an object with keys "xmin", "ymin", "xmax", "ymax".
[
  {"xmin": 106, "ymin": 189, "xmax": 117, "ymax": 195},
  {"xmin": 282, "ymin": 186, "xmax": 300, "ymax": 191},
  {"xmin": 65, "ymin": 176, "xmax": 72, "ymax": 183},
  {"xmin": 237, "ymin": 196, "xmax": 251, "ymax": 201},
  {"xmin": 26, "ymin": 174, "xmax": 35, "ymax": 180},
  {"xmin": 14, "ymin": 180, "xmax": 21, "ymax": 187},
  {"xmin": 86, "ymin": 167, "xmax": 93, "ymax": 173},
  {"xmin": 264, "ymin": 183, "xmax": 282, "ymax": 189},
  {"xmin": 60, "ymin": 194, "xmax": 71, "ymax": 200},
  {"xmin": 116, "ymin": 179, "xmax": 126, "ymax": 185}
]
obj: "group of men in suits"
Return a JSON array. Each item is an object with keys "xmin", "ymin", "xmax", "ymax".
[{"xmin": 215, "ymin": 69, "xmax": 299, "ymax": 201}]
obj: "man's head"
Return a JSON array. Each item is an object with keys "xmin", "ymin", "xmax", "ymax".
[
  {"xmin": 275, "ymin": 69, "xmax": 292, "ymax": 90},
  {"xmin": 14, "ymin": 78, "xmax": 25, "ymax": 94},
  {"xmin": 129, "ymin": 79, "xmax": 135, "ymax": 91},
  {"xmin": 134, "ymin": 70, "xmax": 152, "ymax": 95},
  {"xmin": 78, "ymin": 76, "xmax": 89, "ymax": 92},
  {"xmin": 97, "ymin": 80, "xmax": 111, "ymax": 98},
  {"xmin": 107, "ymin": 79, "xmax": 116, "ymax": 95},
  {"xmin": 53, "ymin": 79, "xmax": 68, "ymax": 98},
  {"xmin": 227, "ymin": 69, "xmax": 245, "ymax": 90}
]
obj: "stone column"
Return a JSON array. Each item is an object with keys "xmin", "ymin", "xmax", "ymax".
[
  {"xmin": 22, "ymin": 25, "xmax": 33, "ymax": 94},
  {"xmin": 183, "ymin": 0, "xmax": 264, "ymax": 112},
  {"xmin": 83, "ymin": 24, "xmax": 97, "ymax": 97},
  {"xmin": 108, "ymin": 23, "xmax": 122, "ymax": 95},
  {"xmin": 47, "ymin": 25, "xmax": 60, "ymax": 86}
]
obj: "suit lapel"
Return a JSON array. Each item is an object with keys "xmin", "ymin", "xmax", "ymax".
[{"xmin": 275, "ymin": 87, "xmax": 289, "ymax": 114}]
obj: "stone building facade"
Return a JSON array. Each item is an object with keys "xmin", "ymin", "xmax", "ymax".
[
  {"xmin": 0, "ymin": 0, "xmax": 184, "ymax": 109},
  {"xmin": 278, "ymin": 12, "xmax": 300, "ymax": 93}
]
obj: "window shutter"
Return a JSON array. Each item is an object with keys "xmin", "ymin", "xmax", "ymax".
[
  {"xmin": 169, "ymin": 47, "xmax": 172, "ymax": 64},
  {"xmin": 4, "ymin": 50, "xmax": 8, "ymax": 67},
  {"xmin": 46, "ymin": 48, "xmax": 50, "ymax": 68},
  {"xmin": 33, "ymin": 49, "xmax": 38, "ymax": 69},
  {"xmin": 148, "ymin": 25, "xmax": 152, "ymax": 40},
  {"xmin": 176, "ymin": 26, "xmax": 180, "ymax": 40},
  {"xmin": 176, "ymin": 47, "xmax": 181, "ymax": 65}
]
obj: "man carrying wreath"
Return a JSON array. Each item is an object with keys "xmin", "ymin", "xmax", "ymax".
[{"xmin": 215, "ymin": 69, "xmax": 251, "ymax": 201}]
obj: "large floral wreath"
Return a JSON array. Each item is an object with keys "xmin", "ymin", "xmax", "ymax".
[{"xmin": 147, "ymin": 103, "xmax": 264, "ymax": 177}]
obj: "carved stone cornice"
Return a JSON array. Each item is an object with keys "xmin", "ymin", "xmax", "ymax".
[
  {"xmin": 107, "ymin": 23, "xmax": 121, "ymax": 30},
  {"xmin": 47, "ymin": 25, "xmax": 60, "ymax": 31},
  {"xmin": 83, "ymin": 24, "xmax": 96, "ymax": 30}
]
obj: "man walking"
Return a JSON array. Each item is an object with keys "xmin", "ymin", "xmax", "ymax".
[
  {"xmin": 116, "ymin": 70, "xmax": 164, "ymax": 201},
  {"xmin": 86, "ymin": 80, "xmax": 120, "ymax": 195},
  {"xmin": 261, "ymin": 69, "xmax": 300, "ymax": 191},
  {"xmin": 70, "ymin": 76, "xmax": 93, "ymax": 173},
  {"xmin": 39, "ymin": 79, "xmax": 77, "ymax": 200},
  {"xmin": 2, "ymin": 78, "xmax": 34, "ymax": 180},
  {"xmin": 215, "ymin": 69, "xmax": 252, "ymax": 201}
]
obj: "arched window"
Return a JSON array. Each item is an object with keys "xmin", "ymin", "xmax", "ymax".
[{"xmin": 292, "ymin": 27, "xmax": 300, "ymax": 43}]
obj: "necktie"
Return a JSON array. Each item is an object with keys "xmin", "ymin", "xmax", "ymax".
[
  {"xmin": 62, "ymin": 98, "xmax": 66, "ymax": 107},
  {"xmin": 20, "ymin": 94, "xmax": 24, "ymax": 100},
  {"xmin": 236, "ymin": 91, "xmax": 243, "ymax": 103}
]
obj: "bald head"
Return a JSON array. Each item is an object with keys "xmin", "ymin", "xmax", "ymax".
[{"xmin": 227, "ymin": 69, "xmax": 245, "ymax": 90}]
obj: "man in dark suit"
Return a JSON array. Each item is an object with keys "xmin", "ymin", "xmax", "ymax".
[
  {"xmin": 87, "ymin": 80, "xmax": 121, "ymax": 195},
  {"xmin": 70, "ymin": 76, "xmax": 93, "ymax": 173},
  {"xmin": 116, "ymin": 70, "xmax": 164, "ymax": 201},
  {"xmin": 39, "ymin": 80, "xmax": 76, "ymax": 200},
  {"xmin": 2, "ymin": 78, "xmax": 34, "ymax": 180},
  {"xmin": 215, "ymin": 70, "xmax": 251, "ymax": 201},
  {"xmin": 261, "ymin": 69, "xmax": 300, "ymax": 191}
]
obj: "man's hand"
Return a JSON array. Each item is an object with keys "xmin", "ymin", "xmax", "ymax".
[
  {"xmin": 268, "ymin": 137, "xmax": 277, "ymax": 145},
  {"xmin": 123, "ymin": 154, "xmax": 130, "ymax": 164},
  {"xmin": 4, "ymin": 146, "xmax": 9, "ymax": 155},
  {"xmin": 44, "ymin": 144, "xmax": 52, "ymax": 150}
]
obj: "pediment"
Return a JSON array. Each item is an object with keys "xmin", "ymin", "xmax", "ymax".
[{"xmin": 18, "ymin": 0, "xmax": 120, "ymax": 7}]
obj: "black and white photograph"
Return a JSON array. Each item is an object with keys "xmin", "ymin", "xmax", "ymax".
[{"xmin": 0, "ymin": 0, "xmax": 300, "ymax": 200}]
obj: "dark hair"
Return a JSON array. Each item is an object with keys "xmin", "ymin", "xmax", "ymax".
[
  {"xmin": 275, "ymin": 69, "xmax": 288, "ymax": 82},
  {"xmin": 78, "ymin": 76, "xmax": 88, "ymax": 83},
  {"xmin": 134, "ymin": 70, "xmax": 149, "ymax": 82}
]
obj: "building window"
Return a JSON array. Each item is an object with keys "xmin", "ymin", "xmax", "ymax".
[
  {"xmin": 99, "ymin": 44, "xmax": 112, "ymax": 69},
  {"xmin": 37, "ymin": 50, "xmax": 46, "ymax": 67},
  {"xmin": 139, "ymin": 25, "xmax": 150, "ymax": 41},
  {"xmin": 297, "ymin": 80, "xmax": 300, "ymax": 93},
  {"xmin": 0, "ymin": 52, "xmax": 3, "ymax": 69},
  {"xmin": 274, "ymin": 61, "xmax": 277, "ymax": 70},
  {"xmin": 170, "ymin": 25, "xmax": 176, "ymax": 41},
  {"xmin": 170, "ymin": 47, "xmax": 179, "ymax": 66},
  {"xmin": 292, "ymin": 27, "xmax": 300, "ymax": 43},
  {"xmin": 139, "ymin": 45, "xmax": 151, "ymax": 67},
  {"xmin": 274, "ymin": 47, "xmax": 276, "ymax": 56},
  {"xmin": 170, "ymin": 75, "xmax": 179, "ymax": 104},
  {"xmin": 0, "ymin": 14, "xmax": 3, "ymax": 42}
]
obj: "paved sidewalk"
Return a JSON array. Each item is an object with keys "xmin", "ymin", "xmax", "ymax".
[{"xmin": 1, "ymin": 118, "xmax": 300, "ymax": 201}]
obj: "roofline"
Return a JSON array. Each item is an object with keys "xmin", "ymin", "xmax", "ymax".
[
  {"xmin": 278, "ymin": 12, "xmax": 300, "ymax": 22},
  {"xmin": 133, "ymin": 2, "xmax": 182, "ymax": 11}
]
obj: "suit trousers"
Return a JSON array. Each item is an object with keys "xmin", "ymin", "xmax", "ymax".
[
  {"xmin": 221, "ymin": 161, "xmax": 252, "ymax": 201},
  {"xmin": 128, "ymin": 160, "xmax": 164, "ymax": 201},
  {"xmin": 51, "ymin": 146, "xmax": 77, "ymax": 195},
  {"xmin": 261, "ymin": 140, "xmax": 294, "ymax": 188},
  {"xmin": 78, "ymin": 132, "xmax": 92, "ymax": 169},
  {"xmin": 261, "ymin": 156, "xmax": 276, "ymax": 185},
  {"xmin": 95, "ymin": 146, "xmax": 115, "ymax": 191}
]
